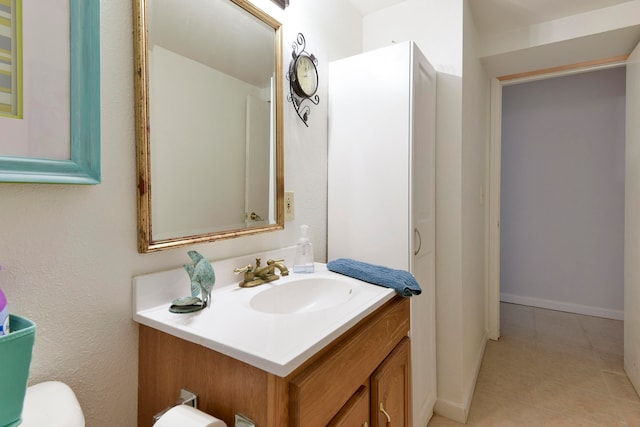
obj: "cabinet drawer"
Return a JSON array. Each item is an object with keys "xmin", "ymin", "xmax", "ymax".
[{"xmin": 289, "ymin": 297, "xmax": 409, "ymax": 426}]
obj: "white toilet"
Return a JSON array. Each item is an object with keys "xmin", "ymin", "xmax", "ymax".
[{"xmin": 20, "ymin": 381, "xmax": 84, "ymax": 427}]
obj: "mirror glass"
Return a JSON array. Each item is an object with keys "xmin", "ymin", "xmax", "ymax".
[{"xmin": 134, "ymin": 0, "xmax": 284, "ymax": 252}]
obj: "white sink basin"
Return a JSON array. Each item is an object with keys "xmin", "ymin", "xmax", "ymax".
[{"xmin": 250, "ymin": 276, "xmax": 357, "ymax": 314}]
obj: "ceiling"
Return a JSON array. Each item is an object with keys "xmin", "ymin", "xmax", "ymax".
[
  {"xmin": 467, "ymin": 0, "xmax": 634, "ymax": 37},
  {"xmin": 348, "ymin": 0, "xmax": 633, "ymax": 35},
  {"xmin": 467, "ymin": 0, "xmax": 640, "ymax": 76},
  {"xmin": 347, "ymin": 0, "xmax": 406, "ymax": 16},
  {"xmin": 347, "ymin": 0, "xmax": 640, "ymax": 77}
]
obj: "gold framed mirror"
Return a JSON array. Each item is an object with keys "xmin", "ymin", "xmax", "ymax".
[{"xmin": 133, "ymin": 0, "xmax": 284, "ymax": 253}]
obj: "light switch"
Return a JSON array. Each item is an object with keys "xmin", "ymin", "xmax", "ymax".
[{"xmin": 285, "ymin": 191, "xmax": 295, "ymax": 221}]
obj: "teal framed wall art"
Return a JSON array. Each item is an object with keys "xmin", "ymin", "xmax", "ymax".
[
  {"xmin": 0, "ymin": 0, "xmax": 22, "ymax": 118},
  {"xmin": 0, "ymin": 0, "xmax": 100, "ymax": 184}
]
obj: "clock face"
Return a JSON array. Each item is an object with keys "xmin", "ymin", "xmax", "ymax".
[{"xmin": 294, "ymin": 55, "xmax": 318, "ymax": 97}]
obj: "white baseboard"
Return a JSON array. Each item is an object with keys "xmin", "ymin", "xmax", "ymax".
[
  {"xmin": 500, "ymin": 292, "xmax": 623, "ymax": 320},
  {"xmin": 434, "ymin": 331, "xmax": 487, "ymax": 423},
  {"xmin": 433, "ymin": 397, "xmax": 466, "ymax": 423}
]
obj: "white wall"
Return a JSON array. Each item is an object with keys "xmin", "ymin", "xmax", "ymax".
[
  {"xmin": 363, "ymin": 0, "xmax": 489, "ymax": 422},
  {"xmin": 461, "ymin": 0, "xmax": 489, "ymax": 415},
  {"xmin": 0, "ymin": 0, "xmax": 362, "ymax": 426},
  {"xmin": 362, "ymin": 0, "xmax": 462, "ymax": 74},
  {"xmin": 625, "ymin": 41, "xmax": 640, "ymax": 397},
  {"xmin": 501, "ymin": 67, "xmax": 626, "ymax": 320}
]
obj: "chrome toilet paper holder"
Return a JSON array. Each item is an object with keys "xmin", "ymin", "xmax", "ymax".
[{"xmin": 153, "ymin": 388, "xmax": 199, "ymax": 423}]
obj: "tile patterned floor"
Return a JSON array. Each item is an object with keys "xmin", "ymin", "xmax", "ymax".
[{"xmin": 428, "ymin": 303, "xmax": 640, "ymax": 426}]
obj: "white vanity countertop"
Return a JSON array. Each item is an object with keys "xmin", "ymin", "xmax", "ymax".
[{"xmin": 133, "ymin": 251, "xmax": 395, "ymax": 377}]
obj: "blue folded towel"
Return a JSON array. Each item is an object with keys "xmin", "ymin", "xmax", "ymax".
[{"xmin": 327, "ymin": 258, "xmax": 422, "ymax": 297}]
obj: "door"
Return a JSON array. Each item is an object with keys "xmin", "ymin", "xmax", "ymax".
[
  {"xmin": 489, "ymin": 60, "xmax": 629, "ymax": 340},
  {"xmin": 371, "ymin": 338, "xmax": 411, "ymax": 427},
  {"xmin": 410, "ymin": 44, "xmax": 437, "ymax": 426},
  {"xmin": 245, "ymin": 95, "xmax": 271, "ymax": 227},
  {"xmin": 625, "ymin": 41, "xmax": 640, "ymax": 394}
]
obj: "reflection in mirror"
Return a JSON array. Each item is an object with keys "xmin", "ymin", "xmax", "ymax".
[{"xmin": 134, "ymin": 0, "xmax": 284, "ymax": 252}]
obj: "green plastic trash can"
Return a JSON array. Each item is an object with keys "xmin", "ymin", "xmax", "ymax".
[{"xmin": 0, "ymin": 315, "xmax": 36, "ymax": 427}]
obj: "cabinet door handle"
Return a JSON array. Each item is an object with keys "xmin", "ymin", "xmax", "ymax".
[{"xmin": 379, "ymin": 402, "xmax": 392, "ymax": 424}]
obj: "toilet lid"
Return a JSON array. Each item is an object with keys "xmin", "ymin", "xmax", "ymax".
[{"xmin": 20, "ymin": 381, "xmax": 85, "ymax": 427}]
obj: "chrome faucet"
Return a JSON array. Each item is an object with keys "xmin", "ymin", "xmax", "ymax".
[{"xmin": 234, "ymin": 257, "xmax": 289, "ymax": 288}]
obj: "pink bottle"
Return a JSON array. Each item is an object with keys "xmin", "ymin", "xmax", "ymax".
[{"xmin": 0, "ymin": 265, "xmax": 7, "ymax": 336}]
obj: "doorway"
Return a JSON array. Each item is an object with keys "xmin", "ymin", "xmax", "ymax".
[{"xmin": 487, "ymin": 59, "xmax": 628, "ymax": 340}]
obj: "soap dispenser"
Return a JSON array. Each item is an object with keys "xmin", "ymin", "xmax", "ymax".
[{"xmin": 293, "ymin": 224, "xmax": 314, "ymax": 273}]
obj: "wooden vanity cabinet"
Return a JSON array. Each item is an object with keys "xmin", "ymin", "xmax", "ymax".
[{"xmin": 138, "ymin": 296, "xmax": 410, "ymax": 427}]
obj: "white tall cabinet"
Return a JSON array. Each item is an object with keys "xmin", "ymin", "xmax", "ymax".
[{"xmin": 328, "ymin": 41, "xmax": 437, "ymax": 426}]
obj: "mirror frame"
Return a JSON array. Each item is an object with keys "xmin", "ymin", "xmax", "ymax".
[{"xmin": 133, "ymin": 0, "xmax": 284, "ymax": 253}]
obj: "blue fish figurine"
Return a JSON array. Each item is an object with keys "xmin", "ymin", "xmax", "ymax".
[{"xmin": 183, "ymin": 251, "xmax": 216, "ymax": 307}]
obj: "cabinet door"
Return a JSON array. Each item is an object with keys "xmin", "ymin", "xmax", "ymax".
[
  {"xmin": 328, "ymin": 42, "xmax": 411, "ymax": 268},
  {"xmin": 328, "ymin": 385, "xmax": 370, "ymax": 427},
  {"xmin": 371, "ymin": 337, "xmax": 411, "ymax": 427},
  {"xmin": 410, "ymin": 42, "xmax": 437, "ymax": 426}
]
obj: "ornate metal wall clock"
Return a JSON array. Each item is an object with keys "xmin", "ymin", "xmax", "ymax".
[
  {"xmin": 287, "ymin": 33, "xmax": 319, "ymax": 127},
  {"xmin": 269, "ymin": 0, "xmax": 289, "ymax": 8}
]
